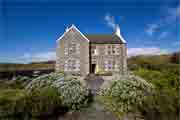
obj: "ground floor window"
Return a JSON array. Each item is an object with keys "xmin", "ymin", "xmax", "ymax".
[
  {"xmin": 105, "ymin": 60, "xmax": 119, "ymax": 71},
  {"xmin": 64, "ymin": 59, "xmax": 80, "ymax": 71}
]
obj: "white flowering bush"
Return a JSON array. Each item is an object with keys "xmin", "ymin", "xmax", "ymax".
[
  {"xmin": 25, "ymin": 72, "xmax": 91, "ymax": 111},
  {"xmin": 25, "ymin": 72, "xmax": 64, "ymax": 92},
  {"xmin": 99, "ymin": 74, "xmax": 153, "ymax": 118},
  {"xmin": 52, "ymin": 76, "xmax": 90, "ymax": 110}
]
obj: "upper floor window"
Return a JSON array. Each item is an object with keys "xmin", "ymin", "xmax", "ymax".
[
  {"xmin": 108, "ymin": 45, "xmax": 111, "ymax": 49},
  {"xmin": 64, "ymin": 42, "xmax": 80, "ymax": 55},
  {"xmin": 91, "ymin": 45, "xmax": 98, "ymax": 55},
  {"xmin": 108, "ymin": 51, "xmax": 111, "ymax": 55},
  {"xmin": 106, "ymin": 45, "xmax": 119, "ymax": 55}
]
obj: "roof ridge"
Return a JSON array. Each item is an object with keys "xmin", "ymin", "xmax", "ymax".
[
  {"xmin": 85, "ymin": 34, "xmax": 112, "ymax": 36},
  {"xmin": 56, "ymin": 24, "xmax": 89, "ymax": 42}
]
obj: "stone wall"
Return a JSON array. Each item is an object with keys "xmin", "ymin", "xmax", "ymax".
[
  {"xmin": 56, "ymin": 26, "xmax": 127, "ymax": 76},
  {"xmin": 90, "ymin": 43, "xmax": 127, "ymax": 75},
  {"xmin": 56, "ymin": 27, "xmax": 89, "ymax": 76}
]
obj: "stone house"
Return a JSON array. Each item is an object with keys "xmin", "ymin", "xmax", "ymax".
[{"xmin": 56, "ymin": 24, "xmax": 127, "ymax": 76}]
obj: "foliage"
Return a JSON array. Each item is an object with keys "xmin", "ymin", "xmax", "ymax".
[
  {"xmin": 134, "ymin": 68, "xmax": 180, "ymax": 119},
  {"xmin": 99, "ymin": 75, "xmax": 153, "ymax": 118},
  {"xmin": 26, "ymin": 72, "xmax": 91, "ymax": 111},
  {"xmin": 52, "ymin": 76, "xmax": 90, "ymax": 111},
  {"xmin": 9, "ymin": 76, "xmax": 30, "ymax": 89},
  {"xmin": 0, "ymin": 72, "xmax": 92, "ymax": 119},
  {"xmin": 129, "ymin": 62, "xmax": 180, "ymax": 74},
  {"xmin": 0, "ymin": 87, "xmax": 63, "ymax": 120},
  {"xmin": 25, "ymin": 87, "xmax": 63, "ymax": 117},
  {"xmin": 26, "ymin": 72, "xmax": 64, "ymax": 92},
  {"xmin": 0, "ymin": 76, "xmax": 30, "ymax": 89},
  {"xmin": 0, "ymin": 62, "xmax": 54, "ymax": 72},
  {"xmin": 128, "ymin": 55, "xmax": 171, "ymax": 66},
  {"xmin": 171, "ymin": 52, "xmax": 180, "ymax": 64},
  {"xmin": 0, "ymin": 89, "xmax": 27, "ymax": 118}
]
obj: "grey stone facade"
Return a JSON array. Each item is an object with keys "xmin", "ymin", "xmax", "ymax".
[
  {"xmin": 89, "ymin": 43, "xmax": 127, "ymax": 75},
  {"xmin": 56, "ymin": 25, "xmax": 127, "ymax": 76}
]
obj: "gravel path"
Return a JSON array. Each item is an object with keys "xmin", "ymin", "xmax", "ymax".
[
  {"xmin": 58, "ymin": 99, "xmax": 118, "ymax": 120},
  {"xmin": 58, "ymin": 74, "xmax": 118, "ymax": 120},
  {"xmin": 85, "ymin": 74, "xmax": 105, "ymax": 94}
]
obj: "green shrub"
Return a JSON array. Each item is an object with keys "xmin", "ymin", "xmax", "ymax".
[
  {"xmin": 0, "ymin": 89, "xmax": 27, "ymax": 118},
  {"xmin": 0, "ymin": 87, "xmax": 63, "ymax": 119},
  {"xmin": 0, "ymin": 76, "xmax": 30, "ymax": 90},
  {"xmin": 26, "ymin": 72, "xmax": 64, "ymax": 92},
  {"xmin": 26, "ymin": 73, "xmax": 91, "ymax": 111},
  {"xmin": 52, "ymin": 76, "xmax": 90, "ymax": 111},
  {"xmin": 25, "ymin": 87, "xmax": 63, "ymax": 117},
  {"xmin": 9, "ymin": 76, "xmax": 30, "ymax": 89},
  {"xmin": 134, "ymin": 68, "xmax": 180, "ymax": 119},
  {"xmin": 99, "ymin": 75, "xmax": 153, "ymax": 118},
  {"xmin": 0, "ymin": 73, "xmax": 92, "ymax": 119}
]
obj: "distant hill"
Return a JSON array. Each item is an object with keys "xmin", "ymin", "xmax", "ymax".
[
  {"xmin": 0, "ymin": 51, "xmax": 179, "ymax": 72},
  {"xmin": 128, "ymin": 54, "xmax": 171, "ymax": 65},
  {"xmin": 128, "ymin": 51, "xmax": 180, "ymax": 65},
  {"xmin": 0, "ymin": 61, "xmax": 55, "ymax": 72}
]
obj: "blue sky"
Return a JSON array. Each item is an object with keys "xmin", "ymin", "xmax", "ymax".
[{"xmin": 0, "ymin": 0, "xmax": 180, "ymax": 63}]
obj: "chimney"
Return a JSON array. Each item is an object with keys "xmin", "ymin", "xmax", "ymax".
[
  {"xmin": 65, "ymin": 26, "xmax": 69, "ymax": 32},
  {"xmin": 115, "ymin": 24, "xmax": 121, "ymax": 38},
  {"xmin": 114, "ymin": 24, "xmax": 127, "ymax": 44}
]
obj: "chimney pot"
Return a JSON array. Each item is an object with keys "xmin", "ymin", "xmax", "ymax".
[{"xmin": 65, "ymin": 26, "xmax": 69, "ymax": 32}]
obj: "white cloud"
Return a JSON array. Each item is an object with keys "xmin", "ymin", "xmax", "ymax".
[
  {"xmin": 172, "ymin": 41, "xmax": 180, "ymax": 46},
  {"xmin": 1, "ymin": 51, "xmax": 56, "ymax": 63},
  {"xmin": 163, "ymin": 5, "xmax": 180, "ymax": 25},
  {"xmin": 18, "ymin": 53, "xmax": 32, "ymax": 63},
  {"xmin": 169, "ymin": 5, "xmax": 180, "ymax": 18},
  {"xmin": 31, "ymin": 51, "xmax": 56, "ymax": 62},
  {"xmin": 176, "ymin": 5, "xmax": 180, "ymax": 16},
  {"xmin": 145, "ymin": 5, "xmax": 180, "ymax": 36},
  {"xmin": 127, "ymin": 47, "xmax": 167, "ymax": 57},
  {"xmin": 146, "ymin": 23, "xmax": 159, "ymax": 36},
  {"xmin": 104, "ymin": 13, "xmax": 116, "ymax": 29},
  {"xmin": 0, "ymin": 53, "xmax": 31, "ymax": 63},
  {"xmin": 158, "ymin": 31, "xmax": 169, "ymax": 40}
]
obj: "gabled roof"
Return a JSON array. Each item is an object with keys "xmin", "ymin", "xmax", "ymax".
[
  {"xmin": 85, "ymin": 34, "xmax": 126, "ymax": 44},
  {"xmin": 56, "ymin": 24, "xmax": 89, "ymax": 42},
  {"xmin": 56, "ymin": 24, "xmax": 126, "ymax": 44}
]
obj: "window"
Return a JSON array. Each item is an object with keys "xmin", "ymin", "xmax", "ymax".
[
  {"xmin": 112, "ymin": 45, "xmax": 116, "ymax": 54},
  {"xmin": 64, "ymin": 59, "xmax": 80, "ymax": 71},
  {"xmin": 91, "ymin": 45, "xmax": 98, "ymax": 55},
  {"xmin": 108, "ymin": 51, "xmax": 111, "ymax": 55},
  {"xmin": 115, "ymin": 45, "xmax": 120, "ymax": 55},
  {"xmin": 105, "ymin": 60, "xmax": 117, "ymax": 71},
  {"xmin": 64, "ymin": 42, "xmax": 80, "ymax": 55},
  {"xmin": 69, "ymin": 43, "xmax": 76, "ymax": 54},
  {"xmin": 94, "ymin": 49, "xmax": 98, "ymax": 55},
  {"xmin": 106, "ymin": 45, "xmax": 118, "ymax": 55},
  {"xmin": 73, "ymin": 66, "xmax": 76, "ymax": 70},
  {"xmin": 92, "ymin": 50, "xmax": 95, "ymax": 54},
  {"xmin": 105, "ymin": 60, "xmax": 113, "ymax": 71},
  {"xmin": 113, "ymin": 61, "xmax": 116, "ymax": 69}
]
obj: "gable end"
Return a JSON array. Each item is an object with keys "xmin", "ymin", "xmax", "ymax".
[{"xmin": 56, "ymin": 25, "xmax": 89, "ymax": 43}]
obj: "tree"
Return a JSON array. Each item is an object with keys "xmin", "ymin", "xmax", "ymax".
[{"xmin": 171, "ymin": 52, "xmax": 180, "ymax": 64}]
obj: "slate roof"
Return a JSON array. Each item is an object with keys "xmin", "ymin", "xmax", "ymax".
[{"xmin": 85, "ymin": 34, "xmax": 126, "ymax": 44}]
